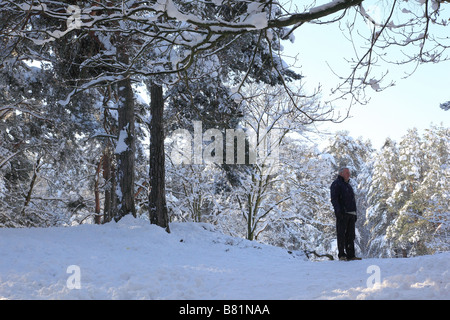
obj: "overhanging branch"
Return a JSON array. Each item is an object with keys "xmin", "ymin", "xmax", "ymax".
[{"xmin": 268, "ymin": 0, "xmax": 364, "ymax": 28}]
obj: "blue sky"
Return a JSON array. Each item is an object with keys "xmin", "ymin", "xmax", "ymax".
[{"xmin": 283, "ymin": 1, "xmax": 449, "ymax": 149}]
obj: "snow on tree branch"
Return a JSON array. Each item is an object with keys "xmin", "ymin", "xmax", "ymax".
[{"xmin": 1, "ymin": 0, "xmax": 449, "ymax": 105}]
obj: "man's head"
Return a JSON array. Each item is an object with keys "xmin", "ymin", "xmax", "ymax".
[{"xmin": 339, "ymin": 167, "xmax": 351, "ymax": 182}]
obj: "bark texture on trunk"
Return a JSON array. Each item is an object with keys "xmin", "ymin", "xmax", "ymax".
[
  {"xmin": 115, "ymin": 48, "xmax": 136, "ymax": 221},
  {"xmin": 149, "ymin": 83, "xmax": 170, "ymax": 233}
]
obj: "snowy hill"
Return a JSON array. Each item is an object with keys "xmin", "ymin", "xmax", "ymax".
[{"xmin": 0, "ymin": 216, "xmax": 448, "ymax": 300}]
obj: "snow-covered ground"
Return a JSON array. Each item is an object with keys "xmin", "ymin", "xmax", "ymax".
[{"xmin": 0, "ymin": 216, "xmax": 448, "ymax": 300}]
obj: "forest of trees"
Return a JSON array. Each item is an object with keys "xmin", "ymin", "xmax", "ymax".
[{"xmin": 0, "ymin": 1, "xmax": 449, "ymax": 258}]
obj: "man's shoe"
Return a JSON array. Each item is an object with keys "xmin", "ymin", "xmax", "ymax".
[
  {"xmin": 339, "ymin": 256, "xmax": 347, "ymax": 261},
  {"xmin": 347, "ymin": 256, "xmax": 362, "ymax": 261}
]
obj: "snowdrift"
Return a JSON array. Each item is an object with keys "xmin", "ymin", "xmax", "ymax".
[{"xmin": 0, "ymin": 216, "xmax": 448, "ymax": 300}]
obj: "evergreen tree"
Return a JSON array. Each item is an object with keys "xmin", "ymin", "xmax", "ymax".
[
  {"xmin": 387, "ymin": 126, "xmax": 449, "ymax": 256},
  {"xmin": 365, "ymin": 138, "xmax": 401, "ymax": 257},
  {"xmin": 0, "ymin": 30, "xmax": 105, "ymax": 226},
  {"xmin": 386, "ymin": 128, "xmax": 425, "ymax": 256}
]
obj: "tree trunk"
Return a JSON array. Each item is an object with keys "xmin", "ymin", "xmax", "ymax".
[
  {"xmin": 114, "ymin": 48, "xmax": 136, "ymax": 221},
  {"xmin": 149, "ymin": 83, "xmax": 170, "ymax": 233},
  {"xmin": 94, "ymin": 159, "xmax": 102, "ymax": 224},
  {"xmin": 102, "ymin": 148, "xmax": 116, "ymax": 223}
]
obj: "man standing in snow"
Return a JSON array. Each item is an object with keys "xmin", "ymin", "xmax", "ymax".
[{"xmin": 330, "ymin": 167, "xmax": 361, "ymax": 261}]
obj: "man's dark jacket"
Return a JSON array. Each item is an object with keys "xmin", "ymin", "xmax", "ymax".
[{"xmin": 330, "ymin": 175, "xmax": 357, "ymax": 219}]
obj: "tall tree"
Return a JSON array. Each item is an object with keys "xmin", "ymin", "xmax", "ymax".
[
  {"xmin": 115, "ymin": 46, "xmax": 137, "ymax": 221},
  {"xmin": 149, "ymin": 83, "xmax": 170, "ymax": 232},
  {"xmin": 386, "ymin": 127, "xmax": 449, "ymax": 256}
]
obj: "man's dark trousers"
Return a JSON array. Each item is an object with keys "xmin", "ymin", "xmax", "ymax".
[{"xmin": 336, "ymin": 213, "xmax": 356, "ymax": 259}]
